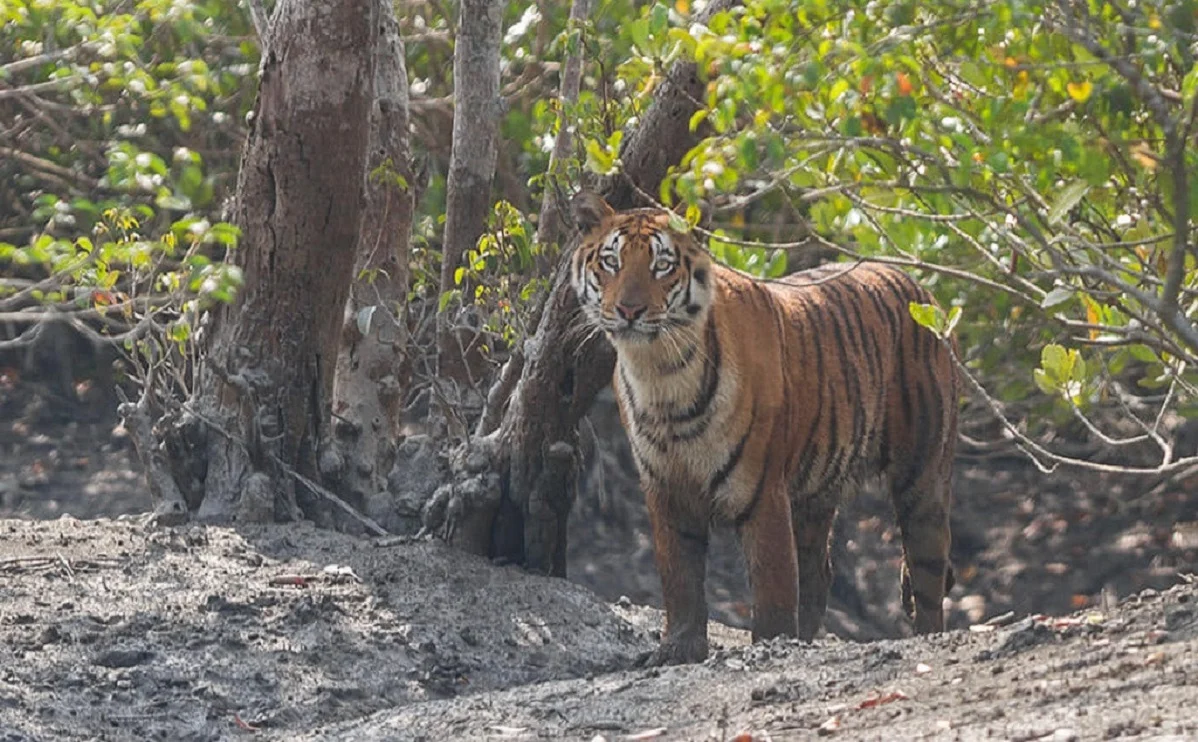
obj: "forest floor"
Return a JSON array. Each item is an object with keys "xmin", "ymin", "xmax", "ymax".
[{"xmin": 2, "ymin": 374, "xmax": 1198, "ymax": 740}]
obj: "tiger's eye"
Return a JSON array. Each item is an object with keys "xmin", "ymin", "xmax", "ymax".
[{"xmin": 653, "ymin": 259, "xmax": 673, "ymax": 274}]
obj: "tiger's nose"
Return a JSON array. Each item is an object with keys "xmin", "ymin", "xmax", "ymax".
[{"xmin": 615, "ymin": 302, "xmax": 647, "ymax": 321}]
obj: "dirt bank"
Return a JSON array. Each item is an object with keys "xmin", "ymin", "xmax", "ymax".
[{"xmin": 2, "ymin": 516, "xmax": 1197, "ymax": 741}]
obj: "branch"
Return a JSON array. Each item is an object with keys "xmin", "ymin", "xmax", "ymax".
[
  {"xmin": 246, "ymin": 0, "xmax": 270, "ymax": 41},
  {"xmin": 0, "ymin": 79, "xmax": 73, "ymax": 100},
  {"xmin": 949, "ymin": 341, "xmax": 1198, "ymax": 477},
  {"xmin": 0, "ymin": 146, "xmax": 101, "ymax": 191},
  {"xmin": 0, "ymin": 43, "xmax": 98, "ymax": 76},
  {"xmin": 533, "ymin": 0, "xmax": 592, "ymax": 261}
]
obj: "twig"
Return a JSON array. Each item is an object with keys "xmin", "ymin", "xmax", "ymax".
[
  {"xmin": 247, "ymin": 0, "xmax": 270, "ymax": 42},
  {"xmin": 948, "ymin": 340, "xmax": 1198, "ymax": 477}
]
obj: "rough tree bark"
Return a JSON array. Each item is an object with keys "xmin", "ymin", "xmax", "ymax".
[
  {"xmin": 430, "ymin": 0, "xmax": 740, "ymax": 576},
  {"xmin": 166, "ymin": 0, "xmax": 376, "ymax": 523},
  {"xmin": 325, "ymin": 0, "xmax": 416, "ymax": 533},
  {"xmin": 434, "ymin": 0, "xmax": 506, "ymax": 419}
]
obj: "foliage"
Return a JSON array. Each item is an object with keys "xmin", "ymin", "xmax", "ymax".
[
  {"xmin": 596, "ymin": 0, "xmax": 1198, "ymax": 467},
  {"xmin": 3, "ymin": 0, "xmax": 1196, "ymax": 473},
  {"xmin": 0, "ymin": 0, "xmax": 256, "ymax": 370}
]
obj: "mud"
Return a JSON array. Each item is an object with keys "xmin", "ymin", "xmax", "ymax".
[
  {"xmin": 1, "ymin": 516, "xmax": 1197, "ymax": 741},
  {"xmin": 4, "ymin": 376, "xmax": 1198, "ymax": 739}
]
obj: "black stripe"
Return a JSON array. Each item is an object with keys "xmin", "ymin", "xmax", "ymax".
[
  {"xmin": 628, "ymin": 440, "xmax": 661, "ymax": 483},
  {"xmin": 734, "ymin": 467, "xmax": 770, "ymax": 527},
  {"xmin": 620, "ymin": 366, "xmax": 669, "ymax": 453},
  {"xmin": 671, "ymin": 407, "xmax": 716, "ymax": 442},
  {"xmin": 791, "ymin": 298, "xmax": 825, "ymax": 491},
  {"xmin": 708, "ymin": 404, "xmax": 756, "ymax": 496},
  {"xmin": 678, "ymin": 528, "xmax": 709, "ymax": 546},
  {"xmin": 866, "ymin": 280, "xmax": 903, "ymax": 347},
  {"xmin": 909, "ymin": 380, "xmax": 933, "ymax": 477},
  {"xmin": 823, "ymin": 311, "xmax": 859, "ymax": 484},
  {"xmin": 657, "ymin": 342, "xmax": 698, "ymax": 375},
  {"xmin": 844, "ymin": 285, "xmax": 884, "ymax": 384},
  {"xmin": 618, "ymin": 365, "xmax": 640, "ymax": 419},
  {"xmin": 669, "ymin": 315, "xmax": 721, "ymax": 424}
]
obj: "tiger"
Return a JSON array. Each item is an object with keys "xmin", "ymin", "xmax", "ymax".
[{"xmin": 569, "ymin": 191, "xmax": 960, "ymax": 666}]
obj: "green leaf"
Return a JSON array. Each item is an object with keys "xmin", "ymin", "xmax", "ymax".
[
  {"xmin": 908, "ymin": 302, "xmax": 942, "ymax": 333},
  {"xmin": 1033, "ymin": 368, "xmax": 1055, "ymax": 395},
  {"xmin": 944, "ymin": 305, "xmax": 962, "ymax": 336},
  {"xmin": 1041, "ymin": 343, "xmax": 1070, "ymax": 380},
  {"xmin": 438, "ymin": 289, "xmax": 460, "ymax": 313},
  {"xmin": 649, "ymin": 2, "xmax": 669, "ymax": 38},
  {"xmin": 668, "ymin": 211, "xmax": 692, "ymax": 233},
  {"xmin": 828, "ymin": 79, "xmax": 850, "ymax": 101},
  {"xmin": 1047, "ymin": 180, "xmax": 1089, "ymax": 225},
  {"xmin": 1040, "ymin": 286, "xmax": 1073, "ymax": 309}
]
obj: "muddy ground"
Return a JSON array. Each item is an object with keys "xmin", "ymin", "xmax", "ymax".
[
  {"xmin": 3, "ymin": 515, "xmax": 1198, "ymax": 741},
  {"xmin": 2, "ymin": 373, "xmax": 1198, "ymax": 739}
]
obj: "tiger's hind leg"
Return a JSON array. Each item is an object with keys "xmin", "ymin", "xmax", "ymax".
[
  {"xmin": 736, "ymin": 479, "xmax": 799, "ymax": 643},
  {"xmin": 791, "ymin": 491, "xmax": 838, "ymax": 641},
  {"xmin": 891, "ymin": 461, "xmax": 953, "ymax": 634}
]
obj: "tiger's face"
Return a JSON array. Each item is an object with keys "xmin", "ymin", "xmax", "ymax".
[{"xmin": 570, "ymin": 192, "xmax": 713, "ymax": 346}]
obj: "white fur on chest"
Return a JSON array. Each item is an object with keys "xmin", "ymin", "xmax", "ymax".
[{"xmin": 616, "ymin": 353, "xmax": 749, "ymax": 506}]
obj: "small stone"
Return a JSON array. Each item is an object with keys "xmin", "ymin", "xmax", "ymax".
[{"xmin": 93, "ymin": 648, "xmax": 154, "ymax": 668}]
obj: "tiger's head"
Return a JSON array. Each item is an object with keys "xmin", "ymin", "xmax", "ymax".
[{"xmin": 569, "ymin": 192, "xmax": 713, "ymax": 346}]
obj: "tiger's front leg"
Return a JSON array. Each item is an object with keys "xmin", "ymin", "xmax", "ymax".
[{"xmin": 645, "ymin": 485, "xmax": 710, "ymax": 665}]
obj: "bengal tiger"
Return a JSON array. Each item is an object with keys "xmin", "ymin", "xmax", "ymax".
[{"xmin": 569, "ymin": 191, "xmax": 960, "ymax": 666}]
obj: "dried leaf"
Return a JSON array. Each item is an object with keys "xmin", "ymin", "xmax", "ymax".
[
  {"xmin": 233, "ymin": 714, "xmax": 260, "ymax": 732},
  {"xmin": 857, "ymin": 691, "xmax": 909, "ymax": 710}
]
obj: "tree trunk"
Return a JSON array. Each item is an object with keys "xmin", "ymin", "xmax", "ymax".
[
  {"xmin": 439, "ymin": 0, "xmax": 740, "ymax": 575},
  {"xmin": 434, "ymin": 0, "xmax": 506, "ymax": 424},
  {"xmin": 326, "ymin": 0, "xmax": 416, "ymax": 533},
  {"xmin": 179, "ymin": 0, "xmax": 375, "ymax": 523}
]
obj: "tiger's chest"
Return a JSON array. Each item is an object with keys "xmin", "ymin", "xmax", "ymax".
[{"xmin": 614, "ymin": 356, "xmax": 746, "ymax": 493}]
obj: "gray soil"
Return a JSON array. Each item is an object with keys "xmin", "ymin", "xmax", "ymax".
[
  {"xmin": 2, "ymin": 516, "xmax": 1198, "ymax": 741},
  {"xmin": 3, "ymin": 377, "xmax": 1198, "ymax": 739}
]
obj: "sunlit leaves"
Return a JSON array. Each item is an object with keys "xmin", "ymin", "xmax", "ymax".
[
  {"xmin": 637, "ymin": 0, "xmax": 1197, "ymax": 413},
  {"xmin": 909, "ymin": 302, "xmax": 962, "ymax": 340},
  {"xmin": 1034, "ymin": 344, "xmax": 1090, "ymax": 406}
]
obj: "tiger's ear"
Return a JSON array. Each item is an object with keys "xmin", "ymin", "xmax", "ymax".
[{"xmin": 571, "ymin": 190, "xmax": 615, "ymax": 233}]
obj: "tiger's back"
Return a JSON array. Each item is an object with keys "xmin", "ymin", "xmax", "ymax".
[{"xmin": 569, "ymin": 192, "xmax": 958, "ymax": 665}]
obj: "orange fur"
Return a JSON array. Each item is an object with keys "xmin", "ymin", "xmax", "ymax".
[{"xmin": 570, "ymin": 193, "xmax": 959, "ymax": 665}]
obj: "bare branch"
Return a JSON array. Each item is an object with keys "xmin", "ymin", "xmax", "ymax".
[
  {"xmin": 0, "ymin": 43, "xmax": 98, "ymax": 76},
  {"xmin": 246, "ymin": 0, "xmax": 270, "ymax": 41},
  {"xmin": 0, "ymin": 79, "xmax": 74, "ymax": 100},
  {"xmin": 533, "ymin": 0, "xmax": 592, "ymax": 261},
  {"xmin": 0, "ymin": 146, "xmax": 101, "ymax": 191},
  {"xmin": 950, "ymin": 341, "xmax": 1198, "ymax": 477}
]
